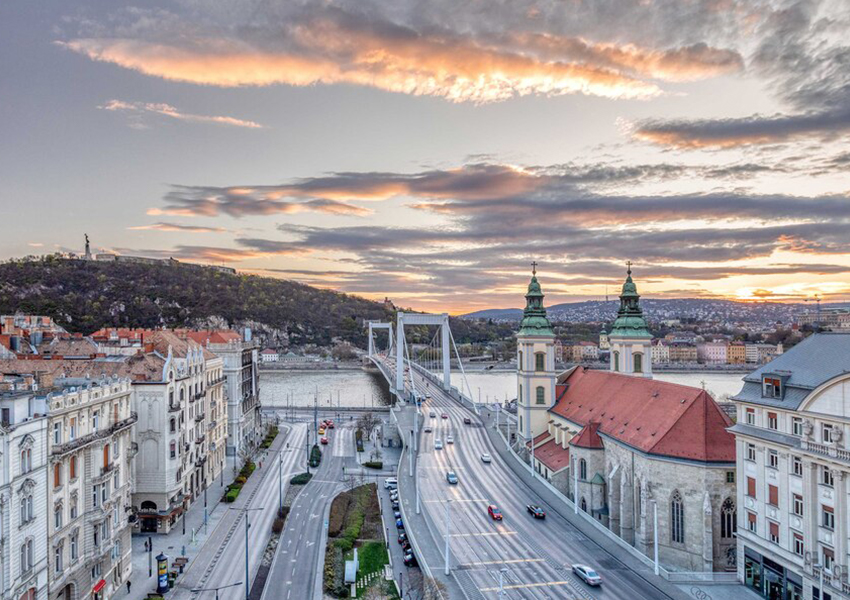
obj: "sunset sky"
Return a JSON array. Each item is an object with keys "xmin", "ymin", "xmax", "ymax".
[{"xmin": 2, "ymin": 0, "xmax": 850, "ymax": 313}]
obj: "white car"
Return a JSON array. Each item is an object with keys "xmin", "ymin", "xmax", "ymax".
[
  {"xmin": 446, "ymin": 435, "xmax": 454, "ymax": 444},
  {"xmin": 572, "ymin": 564, "xmax": 602, "ymax": 586},
  {"xmin": 435, "ymin": 439, "xmax": 443, "ymax": 450},
  {"xmin": 481, "ymin": 453, "xmax": 492, "ymax": 463},
  {"xmin": 384, "ymin": 478, "xmax": 398, "ymax": 489}
]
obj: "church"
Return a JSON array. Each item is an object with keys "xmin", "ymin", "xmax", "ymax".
[{"xmin": 516, "ymin": 265, "xmax": 738, "ymax": 573}]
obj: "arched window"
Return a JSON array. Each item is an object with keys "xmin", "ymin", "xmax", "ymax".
[
  {"xmin": 141, "ymin": 501, "xmax": 157, "ymax": 511},
  {"xmin": 536, "ymin": 386, "xmax": 545, "ymax": 404},
  {"xmin": 579, "ymin": 459, "xmax": 587, "ymax": 480},
  {"xmin": 634, "ymin": 353, "xmax": 643, "ymax": 373},
  {"xmin": 613, "ymin": 351, "xmax": 620, "ymax": 372},
  {"xmin": 103, "ymin": 444, "xmax": 110, "ymax": 468},
  {"xmin": 518, "ymin": 350, "xmax": 523, "ymax": 369},
  {"xmin": 671, "ymin": 490, "xmax": 685, "ymax": 543},
  {"xmin": 170, "ymin": 418, "xmax": 176, "ymax": 433},
  {"xmin": 580, "ymin": 497, "xmax": 587, "ymax": 512},
  {"xmin": 20, "ymin": 449, "xmax": 31, "ymax": 474},
  {"xmin": 721, "ymin": 498, "xmax": 736, "ymax": 539},
  {"xmin": 170, "ymin": 441, "xmax": 177, "ymax": 459},
  {"xmin": 70, "ymin": 456, "xmax": 77, "ymax": 479},
  {"xmin": 180, "ymin": 388, "xmax": 185, "ymax": 402},
  {"xmin": 535, "ymin": 353, "xmax": 545, "ymax": 372}
]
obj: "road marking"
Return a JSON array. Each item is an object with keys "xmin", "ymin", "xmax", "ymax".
[
  {"xmin": 479, "ymin": 580, "xmax": 577, "ymax": 592},
  {"xmin": 460, "ymin": 558, "xmax": 544, "ymax": 567},
  {"xmin": 450, "ymin": 531, "xmax": 517, "ymax": 537},
  {"xmin": 424, "ymin": 498, "xmax": 487, "ymax": 503}
]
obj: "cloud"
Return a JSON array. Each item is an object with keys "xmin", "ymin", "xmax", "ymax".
[
  {"xmin": 28, "ymin": 242, "xmax": 44, "ymax": 247},
  {"xmin": 128, "ymin": 222, "xmax": 228, "ymax": 233},
  {"xmin": 57, "ymin": 3, "xmax": 745, "ymax": 103},
  {"xmin": 114, "ymin": 238, "xmax": 307, "ymax": 263},
  {"xmin": 98, "ymin": 99, "xmax": 263, "ymax": 128}
]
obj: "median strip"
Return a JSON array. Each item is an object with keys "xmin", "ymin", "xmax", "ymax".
[
  {"xmin": 479, "ymin": 580, "xmax": 575, "ymax": 592},
  {"xmin": 449, "ymin": 531, "xmax": 517, "ymax": 537}
]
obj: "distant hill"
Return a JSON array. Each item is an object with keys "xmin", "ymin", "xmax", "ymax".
[
  {"xmin": 462, "ymin": 298, "xmax": 812, "ymax": 326},
  {"xmin": 0, "ymin": 256, "xmax": 393, "ymax": 347}
]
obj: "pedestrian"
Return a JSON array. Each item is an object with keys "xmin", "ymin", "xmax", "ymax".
[
  {"xmin": 127, "ymin": 580, "xmax": 132, "ymax": 594},
  {"xmin": 143, "ymin": 540, "xmax": 148, "ymax": 552}
]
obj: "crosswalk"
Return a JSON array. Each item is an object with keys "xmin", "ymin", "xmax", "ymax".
[{"xmin": 332, "ymin": 427, "xmax": 354, "ymax": 457}]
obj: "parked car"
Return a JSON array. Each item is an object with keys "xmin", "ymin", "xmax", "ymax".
[
  {"xmin": 394, "ymin": 511, "xmax": 401, "ymax": 519},
  {"xmin": 572, "ymin": 564, "xmax": 602, "ymax": 586},
  {"xmin": 446, "ymin": 471, "xmax": 458, "ymax": 484},
  {"xmin": 487, "ymin": 505, "xmax": 503, "ymax": 521},
  {"xmin": 397, "ymin": 532, "xmax": 407, "ymax": 544},
  {"xmin": 320, "ymin": 437, "xmax": 328, "ymax": 445},
  {"xmin": 463, "ymin": 417, "xmax": 471, "ymax": 425},
  {"xmin": 527, "ymin": 505, "xmax": 546, "ymax": 519},
  {"xmin": 401, "ymin": 540, "xmax": 411, "ymax": 553},
  {"xmin": 446, "ymin": 435, "xmax": 454, "ymax": 444},
  {"xmin": 396, "ymin": 518, "xmax": 404, "ymax": 529},
  {"xmin": 435, "ymin": 439, "xmax": 443, "ymax": 450},
  {"xmin": 392, "ymin": 500, "xmax": 399, "ymax": 510},
  {"xmin": 481, "ymin": 453, "xmax": 492, "ymax": 463},
  {"xmin": 403, "ymin": 553, "xmax": 418, "ymax": 567},
  {"xmin": 389, "ymin": 490, "xmax": 398, "ymax": 499},
  {"xmin": 441, "ymin": 413, "xmax": 449, "ymax": 419},
  {"xmin": 385, "ymin": 478, "xmax": 398, "ymax": 489},
  {"xmin": 327, "ymin": 421, "xmax": 335, "ymax": 429}
]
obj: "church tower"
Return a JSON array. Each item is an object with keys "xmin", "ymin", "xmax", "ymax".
[
  {"xmin": 609, "ymin": 263, "xmax": 652, "ymax": 377},
  {"xmin": 516, "ymin": 263, "xmax": 556, "ymax": 442}
]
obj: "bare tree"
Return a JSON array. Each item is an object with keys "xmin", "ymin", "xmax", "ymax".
[{"xmin": 404, "ymin": 571, "xmax": 447, "ymax": 600}]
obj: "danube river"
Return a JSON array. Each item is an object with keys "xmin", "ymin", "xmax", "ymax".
[{"xmin": 259, "ymin": 368, "xmax": 747, "ymax": 408}]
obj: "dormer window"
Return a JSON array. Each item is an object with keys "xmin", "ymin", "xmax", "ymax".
[
  {"xmin": 823, "ymin": 424, "xmax": 835, "ymax": 444},
  {"xmin": 763, "ymin": 377, "xmax": 782, "ymax": 398}
]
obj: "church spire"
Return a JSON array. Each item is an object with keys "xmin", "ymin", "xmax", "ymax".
[
  {"xmin": 519, "ymin": 262, "xmax": 554, "ymax": 337},
  {"xmin": 610, "ymin": 262, "xmax": 651, "ymax": 338}
]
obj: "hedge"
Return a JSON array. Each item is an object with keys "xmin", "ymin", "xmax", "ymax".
[
  {"xmin": 223, "ymin": 488, "xmax": 240, "ymax": 503},
  {"xmin": 309, "ymin": 444, "xmax": 322, "ymax": 468},
  {"xmin": 363, "ymin": 461, "xmax": 383, "ymax": 470},
  {"xmin": 290, "ymin": 473, "xmax": 313, "ymax": 485}
]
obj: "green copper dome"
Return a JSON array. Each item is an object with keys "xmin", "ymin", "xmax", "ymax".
[
  {"xmin": 610, "ymin": 264, "xmax": 651, "ymax": 339},
  {"xmin": 519, "ymin": 267, "xmax": 554, "ymax": 338}
]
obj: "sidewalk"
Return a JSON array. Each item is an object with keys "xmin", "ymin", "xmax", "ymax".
[{"xmin": 120, "ymin": 427, "xmax": 290, "ymax": 600}]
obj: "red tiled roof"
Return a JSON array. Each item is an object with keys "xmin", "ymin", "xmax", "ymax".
[
  {"xmin": 570, "ymin": 422, "xmax": 604, "ymax": 449},
  {"xmin": 525, "ymin": 431, "xmax": 551, "ymax": 448},
  {"xmin": 551, "ymin": 368, "xmax": 734, "ymax": 463},
  {"xmin": 182, "ymin": 330, "xmax": 242, "ymax": 346},
  {"xmin": 533, "ymin": 439, "xmax": 570, "ymax": 473}
]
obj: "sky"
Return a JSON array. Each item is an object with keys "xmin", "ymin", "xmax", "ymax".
[{"xmin": 2, "ymin": 0, "xmax": 850, "ymax": 314}]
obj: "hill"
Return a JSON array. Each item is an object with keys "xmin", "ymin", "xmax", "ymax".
[{"xmin": 0, "ymin": 256, "xmax": 393, "ymax": 347}]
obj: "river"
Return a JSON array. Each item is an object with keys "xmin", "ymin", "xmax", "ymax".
[{"xmin": 259, "ymin": 368, "xmax": 747, "ymax": 408}]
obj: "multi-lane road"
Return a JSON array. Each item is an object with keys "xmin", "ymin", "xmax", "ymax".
[{"xmin": 391, "ymin": 361, "xmax": 680, "ymax": 599}]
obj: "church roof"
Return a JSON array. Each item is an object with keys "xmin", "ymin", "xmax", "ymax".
[
  {"xmin": 519, "ymin": 269, "xmax": 554, "ymax": 338},
  {"xmin": 610, "ymin": 265, "xmax": 651, "ymax": 339},
  {"xmin": 570, "ymin": 421, "xmax": 604, "ymax": 449},
  {"xmin": 532, "ymin": 439, "xmax": 570, "ymax": 473},
  {"xmin": 551, "ymin": 368, "xmax": 734, "ymax": 463},
  {"xmin": 525, "ymin": 431, "xmax": 552, "ymax": 448}
]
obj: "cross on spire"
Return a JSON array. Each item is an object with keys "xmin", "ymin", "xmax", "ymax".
[
  {"xmin": 531, "ymin": 261, "xmax": 538, "ymax": 276},
  {"xmin": 626, "ymin": 260, "xmax": 632, "ymax": 275}
]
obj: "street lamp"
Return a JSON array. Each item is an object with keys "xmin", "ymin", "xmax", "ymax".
[
  {"xmin": 229, "ymin": 507, "xmax": 264, "ymax": 600},
  {"xmin": 498, "ymin": 567, "xmax": 508, "ymax": 599},
  {"xmin": 444, "ymin": 499, "xmax": 452, "ymax": 575},
  {"xmin": 191, "ymin": 581, "xmax": 243, "ymax": 600}
]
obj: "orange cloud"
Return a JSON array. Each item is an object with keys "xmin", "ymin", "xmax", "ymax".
[{"xmin": 99, "ymin": 99, "xmax": 263, "ymax": 128}]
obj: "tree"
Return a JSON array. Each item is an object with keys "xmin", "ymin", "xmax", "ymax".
[{"xmin": 356, "ymin": 412, "xmax": 383, "ymax": 461}]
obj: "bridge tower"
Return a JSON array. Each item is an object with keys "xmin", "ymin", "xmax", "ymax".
[
  {"xmin": 395, "ymin": 312, "xmax": 451, "ymax": 393},
  {"xmin": 516, "ymin": 263, "xmax": 556, "ymax": 443},
  {"xmin": 609, "ymin": 263, "xmax": 652, "ymax": 378}
]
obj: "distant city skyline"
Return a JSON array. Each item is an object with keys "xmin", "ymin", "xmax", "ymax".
[{"xmin": 3, "ymin": 0, "xmax": 850, "ymax": 313}]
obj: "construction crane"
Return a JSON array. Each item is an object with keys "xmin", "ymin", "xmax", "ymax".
[{"xmin": 804, "ymin": 294, "xmax": 822, "ymax": 330}]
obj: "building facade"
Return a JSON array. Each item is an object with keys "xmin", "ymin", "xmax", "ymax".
[
  {"xmin": 0, "ymin": 391, "xmax": 49, "ymax": 600},
  {"xmin": 730, "ymin": 333, "xmax": 850, "ymax": 600}
]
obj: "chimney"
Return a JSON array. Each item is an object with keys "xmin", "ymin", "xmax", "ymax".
[{"xmin": 144, "ymin": 342, "xmax": 154, "ymax": 354}]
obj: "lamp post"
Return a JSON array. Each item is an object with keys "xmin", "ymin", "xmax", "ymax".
[
  {"xmin": 278, "ymin": 450, "xmax": 284, "ymax": 515},
  {"xmin": 653, "ymin": 501, "xmax": 659, "ymax": 575},
  {"xmin": 498, "ymin": 567, "xmax": 508, "ymax": 599},
  {"xmin": 191, "ymin": 581, "xmax": 243, "ymax": 600},
  {"xmin": 229, "ymin": 507, "xmax": 264, "ymax": 600},
  {"xmin": 444, "ymin": 499, "xmax": 452, "ymax": 575}
]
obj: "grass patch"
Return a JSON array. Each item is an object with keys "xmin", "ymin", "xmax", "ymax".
[{"xmin": 356, "ymin": 541, "xmax": 388, "ymax": 576}]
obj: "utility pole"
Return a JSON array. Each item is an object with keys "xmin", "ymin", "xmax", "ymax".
[
  {"xmin": 229, "ymin": 507, "xmax": 263, "ymax": 600},
  {"xmin": 653, "ymin": 501, "xmax": 659, "ymax": 575},
  {"xmin": 191, "ymin": 582, "xmax": 243, "ymax": 600}
]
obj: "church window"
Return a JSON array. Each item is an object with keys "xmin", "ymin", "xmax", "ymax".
[
  {"xmin": 535, "ymin": 353, "xmax": 545, "ymax": 372},
  {"xmin": 580, "ymin": 497, "xmax": 587, "ymax": 512},
  {"xmin": 634, "ymin": 353, "xmax": 643, "ymax": 373},
  {"xmin": 613, "ymin": 352, "xmax": 620, "ymax": 372},
  {"xmin": 579, "ymin": 459, "xmax": 587, "ymax": 480},
  {"xmin": 535, "ymin": 386, "xmax": 545, "ymax": 404},
  {"xmin": 671, "ymin": 490, "xmax": 684, "ymax": 544},
  {"xmin": 721, "ymin": 498, "xmax": 736, "ymax": 539},
  {"xmin": 518, "ymin": 351, "xmax": 523, "ymax": 369}
]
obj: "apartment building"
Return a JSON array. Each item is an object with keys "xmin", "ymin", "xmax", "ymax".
[
  {"xmin": 45, "ymin": 378, "xmax": 135, "ymax": 600},
  {"xmin": 651, "ymin": 338, "xmax": 670, "ymax": 363},
  {"xmin": 201, "ymin": 353, "xmax": 226, "ymax": 488},
  {"xmin": 729, "ymin": 333, "xmax": 850, "ymax": 600},
  {"xmin": 0, "ymin": 391, "xmax": 49, "ymax": 600},
  {"xmin": 698, "ymin": 341, "xmax": 728, "ymax": 364},
  {"xmin": 728, "ymin": 342, "xmax": 747, "ymax": 364}
]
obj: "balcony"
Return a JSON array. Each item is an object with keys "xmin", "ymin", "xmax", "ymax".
[
  {"xmin": 195, "ymin": 435, "xmax": 206, "ymax": 445},
  {"xmin": 51, "ymin": 413, "xmax": 138, "ymax": 456},
  {"xmin": 168, "ymin": 403, "xmax": 182, "ymax": 413},
  {"xmin": 195, "ymin": 413, "xmax": 205, "ymax": 423},
  {"xmin": 210, "ymin": 376, "xmax": 226, "ymax": 386},
  {"xmin": 195, "ymin": 456, "xmax": 207, "ymax": 469},
  {"xmin": 801, "ymin": 439, "xmax": 850, "ymax": 463}
]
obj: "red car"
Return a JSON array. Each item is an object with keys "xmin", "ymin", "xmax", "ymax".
[
  {"xmin": 320, "ymin": 437, "xmax": 329, "ymax": 445},
  {"xmin": 441, "ymin": 413, "xmax": 449, "ymax": 419},
  {"xmin": 327, "ymin": 421, "xmax": 335, "ymax": 429},
  {"xmin": 488, "ymin": 505, "xmax": 503, "ymax": 521}
]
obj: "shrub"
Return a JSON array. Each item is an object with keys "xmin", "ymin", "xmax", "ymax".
[
  {"xmin": 278, "ymin": 506, "xmax": 290, "ymax": 520},
  {"xmin": 223, "ymin": 488, "xmax": 240, "ymax": 503},
  {"xmin": 272, "ymin": 518, "xmax": 284, "ymax": 534},
  {"xmin": 290, "ymin": 473, "xmax": 313, "ymax": 485},
  {"xmin": 334, "ymin": 537, "xmax": 353, "ymax": 552},
  {"xmin": 235, "ymin": 476, "xmax": 247, "ymax": 485},
  {"xmin": 363, "ymin": 461, "xmax": 383, "ymax": 470},
  {"xmin": 310, "ymin": 445, "xmax": 322, "ymax": 468}
]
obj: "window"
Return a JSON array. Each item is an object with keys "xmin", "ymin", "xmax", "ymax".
[
  {"xmin": 768, "ymin": 450, "xmax": 778, "ymax": 469},
  {"xmin": 747, "ymin": 511, "xmax": 757, "ymax": 533},
  {"xmin": 70, "ymin": 534, "xmax": 78, "ymax": 560},
  {"xmin": 769, "ymin": 521, "xmax": 779, "ymax": 544},
  {"xmin": 822, "ymin": 466, "xmax": 834, "ymax": 487},
  {"xmin": 726, "ymin": 471, "xmax": 735, "ymax": 484},
  {"xmin": 535, "ymin": 353, "xmax": 545, "ymax": 372},
  {"xmin": 823, "ymin": 424, "xmax": 834, "ymax": 444},
  {"xmin": 517, "ymin": 350, "xmax": 523, "ymax": 369},
  {"xmin": 69, "ymin": 417, "xmax": 76, "ymax": 440},
  {"xmin": 70, "ymin": 456, "xmax": 77, "ymax": 479},
  {"xmin": 20, "ymin": 448, "xmax": 32, "ymax": 474},
  {"xmin": 613, "ymin": 351, "xmax": 620, "ymax": 372},
  {"xmin": 768, "ymin": 485, "xmax": 779, "ymax": 507},
  {"xmin": 671, "ymin": 491, "xmax": 684, "ymax": 544},
  {"xmin": 92, "ymin": 484, "xmax": 100, "ymax": 508},
  {"xmin": 113, "ymin": 468, "xmax": 120, "ymax": 491},
  {"xmin": 93, "ymin": 526, "xmax": 100, "ymax": 548},
  {"xmin": 767, "ymin": 412, "xmax": 778, "ymax": 430},
  {"xmin": 103, "ymin": 443, "xmax": 110, "ymax": 468},
  {"xmin": 70, "ymin": 495, "xmax": 78, "ymax": 520},
  {"xmin": 54, "ymin": 463, "xmax": 62, "ymax": 488},
  {"xmin": 721, "ymin": 498, "xmax": 736, "ymax": 539},
  {"xmin": 170, "ymin": 418, "xmax": 176, "ymax": 433},
  {"xmin": 792, "ymin": 456, "xmax": 803, "ymax": 477},
  {"xmin": 20, "ymin": 540, "xmax": 33, "ymax": 574},
  {"xmin": 822, "ymin": 505, "xmax": 835, "ymax": 530},
  {"xmin": 53, "ymin": 422, "xmax": 62, "ymax": 445},
  {"xmin": 747, "ymin": 477, "xmax": 756, "ymax": 498},
  {"xmin": 170, "ymin": 441, "xmax": 177, "ymax": 459},
  {"xmin": 745, "ymin": 408, "xmax": 755, "ymax": 425},
  {"xmin": 793, "ymin": 533, "xmax": 804, "ymax": 556},
  {"xmin": 55, "ymin": 546, "xmax": 63, "ymax": 573},
  {"xmin": 793, "ymin": 494, "xmax": 804, "ymax": 517},
  {"xmin": 535, "ymin": 386, "xmax": 545, "ymax": 404},
  {"xmin": 92, "ymin": 410, "xmax": 99, "ymax": 431},
  {"xmin": 25, "ymin": 495, "xmax": 33, "ymax": 522},
  {"xmin": 634, "ymin": 353, "xmax": 643, "ymax": 373},
  {"xmin": 763, "ymin": 377, "xmax": 781, "ymax": 398},
  {"xmin": 823, "ymin": 547, "xmax": 835, "ymax": 572},
  {"xmin": 54, "ymin": 505, "xmax": 63, "ymax": 530},
  {"xmin": 792, "ymin": 417, "xmax": 803, "ymax": 437},
  {"xmin": 101, "ymin": 480, "xmax": 109, "ymax": 504},
  {"xmin": 746, "ymin": 443, "xmax": 756, "ymax": 462},
  {"xmin": 579, "ymin": 459, "xmax": 587, "ymax": 480}
]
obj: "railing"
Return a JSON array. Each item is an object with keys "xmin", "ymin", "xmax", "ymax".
[
  {"xmin": 168, "ymin": 403, "xmax": 182, "ymax": 413},
  {"xmin": 195, "ymin": 435, "xmax": 205, "ymax": 445},
  {"xmin": 51, "ymin": 413, "xmax": 138, "ymax": 456},
  {"xmin": 195, "ymin": 413, "xmax": 205, "ymax": 422}
]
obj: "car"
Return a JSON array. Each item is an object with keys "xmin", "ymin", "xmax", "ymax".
[
  {"xmin": 320, "ymin": 437, "xmax": 328, "ymax": 445},
  {"xmin": 318, "ymin": 427, "xmax": 326, "ymax": 435},
  {"xmin": 527, "ymin": 505, "xmax": 546, "ymax": 519},
  {"xmin": 391, "ymin": 500, "xmax": 399, "ymax": 510},
  {"xmin": 434, "ymin": 439, "xmax": 443, "ymax": 450},
  {"xmin": 400, "ymin": 540, "xmax": 411, "ymax": 552},
  {"xmin": 425, "ymin": 394, "xmax": 432, "ymax": 400},
  {"xmin": 394, "ymin": 511, "xmax": 401, "ymax": 519},
  {"xmin": 327, "ymin": 421, "xmax": 335, "ymax": 429},
  {"xmin": 385, "ymin": 478, "xmax": 398, "ymax": 489},
  {"xmin": 446, "ymin": 471, "xmax": 458, "ymax": 484},
  {"xmin": 441, "ymin": 413, "xmax": 449, "ymax": 419},
  {"xmin": 424, "ymin": 426, "xmax": 432, "ymax": 433},
  {"xmin": 481, "ymin": 453, "xmax": 492, "ymax": 463},
  {"xmin": 487, "ymin": 505, "xmax": 503, "ymax": 521},
  {"xmin": 397, "ymin": 532, "xmax": 407, "ymax": 544},
  {"xmin": 572, "ymin": 564, "xmax": 602, "ymax": 586},
  {"xmin": 463, "ymin": 417, "xmax": 471, "ymax": 425},
  {"xmin": 389, "ymin": 490, "xmax": 398, "ymax": 499},
  {"xmin": 446, "ymin": 435, "xmax": 454, "ymax": 444},
  {"xmin": 430, "ymin": 412, "xmax": 436, "ymax": 418},
  {"xmin": 396, "ymin": 518, "xmax": 404, "ymax": 529},
  {"xmin": 403, "ymin": 553, "xmax": 418, "ymax": 567}
]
